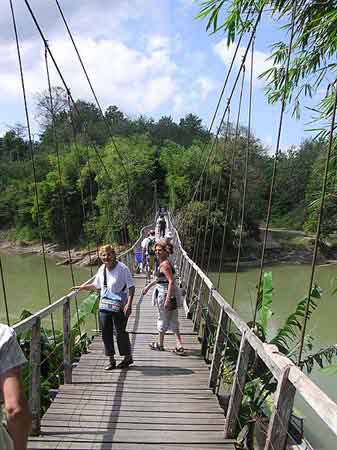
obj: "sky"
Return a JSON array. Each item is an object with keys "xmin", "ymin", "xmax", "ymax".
[{"xmin": 0, "ymin": 0, "xmax": 326, "ymax": 150}]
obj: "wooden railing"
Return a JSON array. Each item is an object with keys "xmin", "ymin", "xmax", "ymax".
[
  {"xmin": 169, "ymin": 213, "xmax": 337, "ymax": 449},
  {"xmin": 12, "ymin": 223, "xmax": 151, "ymax": 435}
]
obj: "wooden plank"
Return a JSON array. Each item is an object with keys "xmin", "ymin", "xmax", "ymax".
[
  {"xmin": 264, "ymin": 365, "xmax": 295, "ymax": 450},
  {"xmin": 224, "ymin": 333, "xmax": 252, "ymax": 438},
  {"xmin": 63, "ymin": 298, "xmax": 72, "ymax": 384},
  {"xmin": 29, "ymin": 317, "xmax": 41, "ymax": 435},
  {"xmin": 27, "ymin": 429, "xmax": 228, "ymax": 444},
  {"xmin": 28, "ymin": 441, "xmax": 235, "ymax": 450}
]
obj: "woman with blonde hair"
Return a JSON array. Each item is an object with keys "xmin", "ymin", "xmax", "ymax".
[
  {"xmin": 74, "ymin": 245, "xmax": 135, "ymax": 370},
  {"xmin": 142, "ymin": 239, "xmax": 184, "ymax": 354}
]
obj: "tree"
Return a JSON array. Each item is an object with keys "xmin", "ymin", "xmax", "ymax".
[
  {"xmin": 35, "ymin": 86, "xmax": 68, "ymax": 130},
  {"xmin": 178, "ymin": 113, "xmax": 210, "ymax": 147},
  {"xmin": 0, "ymin": 126, "xmax": 29, "ymax": 161}
]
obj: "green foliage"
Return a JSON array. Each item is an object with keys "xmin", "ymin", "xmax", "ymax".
[
  {"xmin": 270, "ymin": 285, "xmax": 322, "ymax": 356},
  {"xmin": 258, "ymin": 272, "xmax": 273, "ymax": 336},
  {"xmin": 18, "ymin": 292, "xmax": 98, "ymax": 414}
]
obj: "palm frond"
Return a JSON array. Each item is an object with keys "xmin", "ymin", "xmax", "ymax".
[{"xmin": 270, "ymin": 285, "xmax": 322, "ymax": 354}]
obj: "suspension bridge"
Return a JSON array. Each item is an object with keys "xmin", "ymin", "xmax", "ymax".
[
  {"xmin": 2, "ymin": 0, "xmax": 337, "ymax": 449},
  {"xmin": 4, "ymin": 215, "xmax": 336, "ymax": 450}
]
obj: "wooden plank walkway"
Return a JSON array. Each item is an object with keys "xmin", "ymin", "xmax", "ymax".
[{"xmin": 28, "ymin": 275, "xmax": 235, "ymax": 450}]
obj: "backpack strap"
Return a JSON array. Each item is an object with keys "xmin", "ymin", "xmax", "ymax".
[{"xmin": 103, "ymin": 266, "xmax": 107, "ymax": 288}]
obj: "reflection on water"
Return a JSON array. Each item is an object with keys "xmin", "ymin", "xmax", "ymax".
[{"xmin": 211, "ymin": 263, "xmax": 337, "ymax": 450}]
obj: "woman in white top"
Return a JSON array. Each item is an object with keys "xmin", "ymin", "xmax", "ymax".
[{"xmin": 74, "ymin": 245, "xmax": 135, "ymax": 370}]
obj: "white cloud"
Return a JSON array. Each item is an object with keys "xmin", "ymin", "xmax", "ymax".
[
  {"xmin": 0, "ymin": 33, "xmax": 179, "ymax": 119},
  {"xmin": 195, "ymin": 76, "xmax": 217, "ymax": 100},
  {"xmin": 214, "ymin": 40, "xmax": 273, "ymax": 87}
]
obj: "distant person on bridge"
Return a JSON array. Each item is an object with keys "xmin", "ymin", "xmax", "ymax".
[
  {"xmin": 73, "ymin": 245, "xmax": 135, "ymax": 370},
  {"xmin": 0, "ymin": 324, "xmax": 32, "ymax": 450},
  {"xmin": 142, "ymin": 239, "xmax": 184, "ymax": 355},
  {"xmin": 157, "ymin": 215, "xmax": 166, "ymax": 238},
  {"xmin": 142, "ymin": 230, "xmax": 156, "ymax": 280}
]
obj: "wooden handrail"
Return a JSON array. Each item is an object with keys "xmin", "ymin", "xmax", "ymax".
[{"xmin": 170, "ymin": 214, "xmax": 337, "ymax": 440}]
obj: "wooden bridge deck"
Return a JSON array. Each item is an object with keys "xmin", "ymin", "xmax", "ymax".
[{"xmin": 28, "ymin": 275, "xmax": 235, "ymax": 450}]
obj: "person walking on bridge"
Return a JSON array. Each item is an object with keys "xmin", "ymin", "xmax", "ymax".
[
  {"xmin": 157, "ymin": 215, "xmax": 166, "ymax": 238},
  {"xmin": 142, "ymin": 239, "xmax": 184, "ymax": 354},
  {"xmin": 73, "ymin": 245, "xmax": 135, "ymax": 370}
]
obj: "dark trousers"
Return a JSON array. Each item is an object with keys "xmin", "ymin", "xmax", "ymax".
[
  {"xmin": 160, "ymin": 225, "xmax": 166, "ymax": 237},
  {"xmin": 99, "ymin": 310, "xmax": 131, "ymax": 357}
]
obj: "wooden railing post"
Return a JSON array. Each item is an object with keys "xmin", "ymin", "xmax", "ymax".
[
  {"xmin": 193, "ymin": 278, "xmax": 204, "ymax": 333},
  {"xmin": 185, "ymin": 262, "xmax": 193, "ymax": 296},
  {"xmin": 209, "ymin": 306, "xmax": 228, "ymax": 390},
  {"xmin": 224, "ymin": 331, "xmax": 252, "ymax": 438},
  {"xmin": 201, "ymin": 287, "xmax": 213, "ymax": 358},
  {"xmin": 63, "ymin": 297, "xmax": 72, "ymax": 384},
  {"xmin": 30, "ymin": 317, "xmax": 41, "ymax": 435},
  {"xmin": 187, "ymin": 269, "xmax": 198, "ymax": 316},
  {"xmin": 181, "ymin": 257, "xmax": 187, "ymax": 284},
  {"xmin": 127, "ymin": 252, "xmax": 134, "ymax": 275},
  {"xmin": 264, "ymin": 365, "xmax": 295, "ymax": 450}
]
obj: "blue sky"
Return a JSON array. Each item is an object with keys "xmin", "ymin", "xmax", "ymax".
[{"xmin": 0, "ymin": 0, "xmax": 326, "ymax": 149}]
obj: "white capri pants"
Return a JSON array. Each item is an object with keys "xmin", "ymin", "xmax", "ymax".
[{"xmin": 152, "ymin": 284, "xmax": 180, "ymax": 333}]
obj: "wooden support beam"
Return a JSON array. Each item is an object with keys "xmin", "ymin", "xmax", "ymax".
[
  {"xmin": 192, "ymin": 277, "xmax": 203, "ymax": 332},
  {"xmin": 201, "ymin": 288, "xmax": 213, "ymax": 358},
  {"xmin": 264, "ymin": 365, "xmax": 295, "ymax": 450},
  {"xmin": 29, "ymin": 317, "xmax": 41, "ymax": 435},
  {"xmin": 224, "ymin": 333, "xmax": 252, "ymax": 438},
  {"xmin": 188, "ymin": 269, "xmax": 198, "ymax": 317},
  {"xmin": 209, "ymin": 306, "xmax": 228, "ymax": 390},
  {"xmin": 185, "ymin": 262, "xmax": 193, "ymax": 298},
  {"xmin": 63, "ymin": 298, "xmax": 72, "ymax": 384}
]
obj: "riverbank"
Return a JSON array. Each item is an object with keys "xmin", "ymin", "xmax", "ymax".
[
  {"xmin": 1, "ymin": 229, "xmax": 337, "ymax": 268},
  {"xmin": 0, "ymin": 240, "xmax": 101, "ymax": 267}
]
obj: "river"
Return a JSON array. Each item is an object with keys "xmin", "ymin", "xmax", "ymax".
[
  {"xmin": 212, "ymin": 263, "xmax": 337, "ymax": 450},
  {"xmin": 0, "ymin": 253, "xmax": 91, "ymax": 327},
  {"xmin": 0, "ymin": 253, "xmax": 336, "ymax": 448}
]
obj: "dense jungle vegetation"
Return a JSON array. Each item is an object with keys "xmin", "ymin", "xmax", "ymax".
[{"xmin": 0, "ymin": 87, "xmax": 333, "ymax": 252}]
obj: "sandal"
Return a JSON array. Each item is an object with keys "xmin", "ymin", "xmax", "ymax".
[
  {"xmin": 117, "ymin": 358, "xmax": 134, "ymax": 369},
  {"xmin": 173, "ymin": 347, "xmax": 185, "ymax": 356},
  {"xmin": 149, "ymin": 342, "xmax": 164, "ymax": 351}
]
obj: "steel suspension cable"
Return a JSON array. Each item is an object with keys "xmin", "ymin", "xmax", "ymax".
[
  {"xmin": 232, "ymin": 36, "xmax": 255, "ymax": 309},
  {"xmin": 84, "ymin": 140, "xmax": 101, "ymax": 269},
  {"xmin": 297, "ymin": 81, "xmax": 337, "ymax": 366},
  {"xmin": 9, "ymin": 0, "xmax": 56, "ymax": 340},
  {"xmin": 53, "ymin": 0, "xmax": 130, "ymax": 199},
  {"xmin": 66, "ymin": 93, "xmax": 94, "ymax": 277},
  {"xmin": 180, "ymin": 9, "xmax": 263, "ymax": 224},
  {"xmin": 23, "ymin": 0, "xmax": 116, "ymax": 187},
  {"xmin": 217, "ymin": 66, "xmax": 246, "ymax": 289},
  {"xmin": 200, "ymin": 160, "xmax": 216, "ymax": 269},
  {"xmin": 0, "ymin": 257, "xmax": 10, "ymax": 325},
  {"xmin": 216, "ymin": 65, "xmax": 246, "ymax": 290},
  {"xmin": 192, "ymin": 170, "xmax": 208, "ymax": 261},
  {"xmin": 206, "ymin": 106, "xmax": 231, "ymax": 274},
  {"xmin": 193, "ymin": 149, "xmax": 218, "ymax": 263},
  {"xmin": 252, "ymin": 1, "xmax": 298, "ymax": 327},
  {"xmin": 44, "ymin": 47, "xmax": 81, "ymax": 331}
]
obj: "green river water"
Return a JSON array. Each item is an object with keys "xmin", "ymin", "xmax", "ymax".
[
  {"xmin": 0, "ymin": 253, "xmax": 336, "ymax": 448},
  {"xmin": 211, "ymin": 263, "xmax": 337, "ymax": 450}
]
